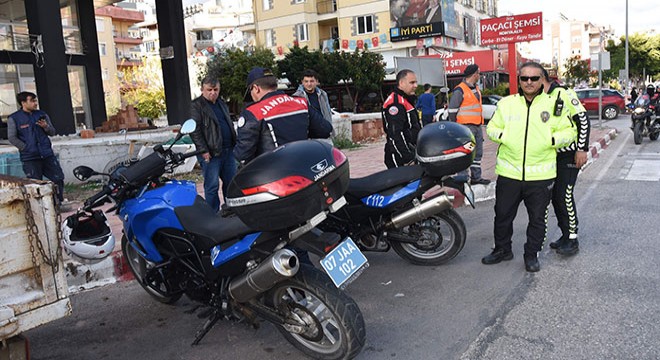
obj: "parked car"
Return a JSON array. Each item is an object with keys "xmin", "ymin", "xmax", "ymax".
[
  {"xmin": 433, "ymin": 94, "xmax": 500, "ymax": 124},
  {"xmin": 575, "ymin": 88, "xmax": 625, "ymax": 120}
]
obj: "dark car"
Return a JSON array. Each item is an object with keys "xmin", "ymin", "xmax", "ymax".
[{"xmin": 575, "ymin": 88, "xmax": 625, "ymax": 120}]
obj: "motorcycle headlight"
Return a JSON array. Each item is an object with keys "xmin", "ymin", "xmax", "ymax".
[{"xmin": 634, "ymin": 107, "xmax": 645, "ymax": 115}]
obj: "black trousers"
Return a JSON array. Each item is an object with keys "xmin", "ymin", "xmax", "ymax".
[
  {"xmin": 22, "ymin": 155, "xmax": 65, "ymax": 202},
  {"xmin": 493, "ymin": 176, "xmax": 554, "ymax": 259},
  {"xmin": 552, "ymin": 152, "xmax": 580, "ymax": 241}
]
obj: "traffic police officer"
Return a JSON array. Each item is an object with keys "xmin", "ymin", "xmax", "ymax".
[
  {"xmin": 482, "ymin": 62, "xmax": 576, "ymax": 272},
  {"xmin": 542, "ymin": 70, "xmax": 590, "ymax": 256}
]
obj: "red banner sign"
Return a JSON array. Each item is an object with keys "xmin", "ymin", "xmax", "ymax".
[
  {"xmin": 480, "ymin": 12, "xmax": 543, "ymax": 45},
  {"xmin": 424, "ymin": 49, "xmax": 509, "ymax": 74}
]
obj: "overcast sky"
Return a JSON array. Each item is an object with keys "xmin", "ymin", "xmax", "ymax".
[{"xmin": 497, "ymin": 0, "xmax": 659, "ymax": 37}]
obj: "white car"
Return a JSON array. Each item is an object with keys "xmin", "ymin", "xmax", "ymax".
[{"xmin": 434, "ymin": 95, "xmax": 501, "ymax": 124}]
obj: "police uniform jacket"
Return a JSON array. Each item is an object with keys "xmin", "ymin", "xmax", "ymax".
[
  {"xmin": 547, "ymin": 82, "xmax": 590, "ymax": 153},
  {"xmin": 486, "ymin": 89, "xmax": 576, "ymax": 181},
  {"xmin": 234, "ymin": 90, "xmax": 333, "ymax": 163},
  {"xmin": 382, "ymin": 88, "xmax": 422, "ymax": 164}
]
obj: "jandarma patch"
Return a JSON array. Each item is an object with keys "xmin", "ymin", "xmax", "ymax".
[
  {"xmin": 388, "ymin": 106, "xmax": 399, "ymax": 115},
  {"xmin": 571, "ymin": 98, "xmax": 579, "ymax": 106},
  {"xmin": 237, "ymin": 117, "xmax": 246, "ymax": 128}
]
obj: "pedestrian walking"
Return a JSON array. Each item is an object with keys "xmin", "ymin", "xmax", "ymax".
[
  {"xmin": 382, "ymin": 69, "xmax": 422, "ymax": 168},
  {"xmin": 416, "ymin": 83, "xmax": 436, "ymax": 126},
  {"xmin": 447, "ymin": 64, "xmax": 490, "ymax": 185},
  {"xmin": 482, "ymin": 62, "xmax": 576, "ymax": 272},
  {"xmin": 7, "ymin": 91, "xmax": 65, "ymax": 204},
  {"xmin": 542, "ymin": 71, "xmax": 590, "ymax": 256},
  {"xmin": 189, "ymin": 76, "xmax": 237, "ymax": 213}
]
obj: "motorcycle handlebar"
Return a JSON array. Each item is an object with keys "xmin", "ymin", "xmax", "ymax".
[{"xmin": 84, "ymin": 186, "xmax": 111, "ymax": 211}]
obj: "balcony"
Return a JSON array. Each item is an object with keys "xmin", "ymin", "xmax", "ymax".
[
  {"xmin": 116, "ymin": 56, "xmax": 142, "ymax": 68},
  {"xmin": 195, "ymin": 39, "xmax": 214, "ymax": 50},
  {"xmin": 113, "ymin": 32, "xmax": 143, "ymax": 45}
]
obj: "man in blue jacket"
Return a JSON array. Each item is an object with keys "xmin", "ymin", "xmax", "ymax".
[
  {"xmin": 416, "ymin": 83, "xmax": 436, "ymax": 126},
  {"xmin": 7, "ymin": 92, "xmax": 65, "ymax": 203}
]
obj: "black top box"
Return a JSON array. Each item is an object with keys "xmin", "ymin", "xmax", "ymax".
[{"xmin": 416, "ymin": 122, "xmax": 475, "ymax": 178}]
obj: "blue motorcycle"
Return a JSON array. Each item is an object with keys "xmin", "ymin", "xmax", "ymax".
[{"xmin": 71, "ymin": 120, "xmax": 366, "ymax": 359}]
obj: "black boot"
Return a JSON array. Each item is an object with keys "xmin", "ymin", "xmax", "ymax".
[
  {"xmin": 482, "ymin": 249, "xmax": 514, "ymax": 264},
  {"xmin": 557, "ymin": 239, "xmax": 579, "ymax": 256},
  {"xmin": 549, "ymin": 236, "xmax": 567, "ymax": 250},
  {"xmin": 524, "ymin": 253, "xmax": 540, "ymax": 272}
]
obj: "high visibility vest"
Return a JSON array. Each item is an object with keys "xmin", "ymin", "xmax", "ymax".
[{"xmin": 455, "ymin": 82, "xmax": 483, "ymax": 125}]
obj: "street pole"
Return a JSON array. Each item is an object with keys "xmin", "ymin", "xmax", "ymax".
[
  {"xmin": 598, "ymin": 29, "xmax": 603, "ymax": 128},
  {"xmin": 625, "ymin": 0, "xmax": 629, "ymax": 92}
]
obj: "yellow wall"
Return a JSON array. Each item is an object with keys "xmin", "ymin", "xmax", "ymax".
[{"xmin": 96, "ymin": 16, "xmax": 120, "ymax": 117}]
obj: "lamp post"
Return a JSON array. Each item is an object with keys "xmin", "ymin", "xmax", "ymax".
[{"xmin": 625, "ymin": 0, "xmax": 629, "ymax": 93}]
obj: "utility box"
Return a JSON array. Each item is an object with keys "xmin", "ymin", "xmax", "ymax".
[{"xmin": 0, "ymin": 175, "xmax": 71, "ymax": 355}]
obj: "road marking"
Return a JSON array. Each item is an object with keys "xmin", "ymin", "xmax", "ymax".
[{"xmin": 623, "ymin": 159, "xmax": 660, "ymax": 181}]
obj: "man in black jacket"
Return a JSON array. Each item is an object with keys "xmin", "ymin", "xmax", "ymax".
[
  {"xmin": 382, "ymin": 69, "xmax": 422, "ymax": 168},
  {"xmin": 190, "ymin": 76, "xmax": 237, "ymax": 213},
  {"xmin": 234, "ymin": 67, "xmax": 332, "ymax": 164}
]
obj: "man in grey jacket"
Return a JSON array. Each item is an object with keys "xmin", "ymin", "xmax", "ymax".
[
  {"xmin": 292, "ymin": 69, "xmax": 333, "ymax": 142},
  {"xmin": 189, "ymin": 76, "xmax": 237, "ymax": 213}
]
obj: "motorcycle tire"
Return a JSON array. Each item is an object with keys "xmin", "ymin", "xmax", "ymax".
[
  {"xmin": 633, "ymin": 122, "xmax": 643, "ymax": 145},
  {"xmin": 265, "ymin": 265, "xmax": 366, "ymax": 360},
  {"xmin": 121, "ymin": 235, "xmax": 182, "ymax": 304},
  {"xmin": 650, "ymin": 132, "xmax": 659, "ymax": 141},
  {"xmin": 390, "ymin": 209, "xmax": 466, "ymax": 266}
]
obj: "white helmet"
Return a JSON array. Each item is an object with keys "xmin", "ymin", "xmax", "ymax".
[{"xmin": 62, "ymin": 210, "xmax": 115, "ymax": 262}]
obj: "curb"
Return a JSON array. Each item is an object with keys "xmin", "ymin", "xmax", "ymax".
[{"xmin": 65, "ymin": 128, "xmax": 619, "ymax": 292}]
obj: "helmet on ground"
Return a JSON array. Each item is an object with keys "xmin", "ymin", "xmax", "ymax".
[{"xmin": 62, "ymin": 210, "xmax": 115, "ymax": 262}]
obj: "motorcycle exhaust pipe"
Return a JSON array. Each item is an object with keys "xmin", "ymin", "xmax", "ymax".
[
  {"xmin": 229, "ymin": 249, "xmax": 300, "ymax": 303},
  {"xmin": 385, "ymin": 193, "xmax": 454, "ymax": 230}
]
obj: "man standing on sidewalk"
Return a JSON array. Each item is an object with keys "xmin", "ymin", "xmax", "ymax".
[
  {"xmin": 448, "ymin": 64, "xmax": 490, "ymax": 185},
  {"xmin": 190, "ymin": 76, "xmax": 237, "ymax": 213},
  {"xmin": 483, "ymin": 62, "xmax": 576, "ymax": 272},
  {"xmin": 542, "ymin": 71, "xmax": 590, "ymax": 256},
  {"xmin": 416, "ymin": 83, "xmax": 436, "ymax": 126},
  {"xmin": 293, "ymin": 69, "xmax": 334, "ymax": 144},
  {"xmin": 382, "ymin": 69, "xmax": 421, "ymax": 168},
  {"xmin": 8, "ymin": 92, "xmax": 65, "ymax": 205}
]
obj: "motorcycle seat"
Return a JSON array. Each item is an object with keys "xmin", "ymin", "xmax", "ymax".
[
  {"xmin": 175, "ymin": 196, "xmax": 253, "ymax": 246},
  {"xmin": 347, "ymin": 165, "xmax": 425, "ymax": 199}
]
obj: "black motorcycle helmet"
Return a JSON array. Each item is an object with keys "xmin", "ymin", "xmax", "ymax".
[
  {"xmin": 416, "ymin": 122, "xmax": 476, "ymax": 177},
  {"xmin": 647, "ymin": 84, "xmax": 655, "ymax": 97}
]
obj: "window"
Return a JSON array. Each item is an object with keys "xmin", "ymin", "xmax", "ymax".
[
  {"xmin": 263, "ymin": 0, "xmax": 271, "ymax": 10},
  {"xmin": 296, "ymin": 23, "xmax": 309, "ymax": 42},
  {"xmin": 95, "ymin": 17, "xmax": 105, "ymax": 32},
  {"xmin": 265, "ymin": 29, "xmax": 274, "ymax": 47},
  {"xmin": 98, "ymin": 43, "xmax": 106, "ymax": 56},
  {"xmin": 196, "ymin": 30, "xmax": 212, "ymax": 40},
  {"xmin": 101, "ymin": 68, "xmax": 109, "ymax": 81},
  {"xmin": 356, "ymin": 15, "xmax": 374, "ymax": 35},
  {"xmin": 294, "ymin": 0, "xmax": 305, "ymax": 3}
]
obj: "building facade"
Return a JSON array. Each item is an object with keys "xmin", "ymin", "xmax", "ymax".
[{"xmin": 550, "ymin": 17, "xmax": 613, "ymax": 76}]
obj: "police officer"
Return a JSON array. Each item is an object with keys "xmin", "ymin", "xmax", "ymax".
[
  {"xmin": 447, "ymin": 64, "xmax": 490, "ymax": 185},
  {"xmin": 382, "ymin": 69, "xmax": 422, "ymax": 168},
  {"xmin": 542, "ymin": 70, "xmax": 590, "ymax": 256},
  {"xmin": 483, "ymin": 62, "xmax": 576, "ymax": 272},
  {"xmin": 234, "ymin": 67, "xmax": 333, "ymax": 164}
]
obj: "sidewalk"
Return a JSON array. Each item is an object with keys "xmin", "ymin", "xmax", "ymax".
[{"xmin": 63, "ymin": 125, "xmax": 619, "ymax": 291}]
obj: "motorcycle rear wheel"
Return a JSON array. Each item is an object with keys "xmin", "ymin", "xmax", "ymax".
[
  {"xmin": 266, "ymin": 265, "xmax": 365, "ymax": 360},
  {"xmin": 121, "ymin": 235, "xmax": 182, "ymax": 304},
  {"xmin": 650, "ymin": 132, "xmax": 659, "ymax": 141},
  {"xmin": 390, "ymin": 209, "xmax": 466, "ymax": 266},
  {"xmin": 633, "ymin": 122, "xmax": 643, "ymax": 145}
]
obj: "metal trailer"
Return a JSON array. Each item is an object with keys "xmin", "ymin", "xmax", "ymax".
[{"xmin": 0, "ymin": 175, "xmax": 71, "ymax": 360}]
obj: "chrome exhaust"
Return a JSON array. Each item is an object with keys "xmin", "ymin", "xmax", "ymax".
[
  {"xmin": 386, "ymin": 193, "xmax": 454, "ymax": 229},
  {"xmin": 228, "ymin": 249, "xmax": 300, "ymax": 303}
]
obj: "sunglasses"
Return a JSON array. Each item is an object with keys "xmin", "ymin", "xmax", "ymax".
[{"xmin": 519, "ymin": 76, "xmax": 541, "ymax": 82}]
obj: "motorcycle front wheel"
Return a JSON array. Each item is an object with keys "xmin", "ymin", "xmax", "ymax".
[
  {"xmin": 121, "ymin": 235, "xmax": 182, "ymax": 304},
  {"xmin": 390, "ymin": 209, "xmax": 466, "ymax": 266},
  {"xmin": 266, "ymin": 265, "xmax": 366, "ymax": 360},
  {"xmin": 633, "ymin": 122, "xmax": 643, "ymax": 144}
]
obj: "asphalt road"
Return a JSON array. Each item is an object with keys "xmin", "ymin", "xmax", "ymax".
[{"xmin": 25, "ymin": 116, "xmax": 660, "ymax": 359}]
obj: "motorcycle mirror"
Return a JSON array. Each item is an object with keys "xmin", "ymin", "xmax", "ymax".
[
  {"xmin": 180, "ymin": 119, "xmax": 197, "ymax": 135},
  {"xmin": 73, "ymin": 166, "xmax": 98, "ymax": 181}
]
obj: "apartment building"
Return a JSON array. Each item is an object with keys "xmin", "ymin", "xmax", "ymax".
[
  {"xmin": 550, "ymin": 16, "xmax": 613, "ymax": 75},
  {"xmin": 243, "ymin": 0, "xmax": 498, "ymax": 69}
]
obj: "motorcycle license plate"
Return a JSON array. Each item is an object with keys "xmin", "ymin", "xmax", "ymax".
[{"xmin": 320, "ymin": 237, "xmax": 369, "ymax": 289}]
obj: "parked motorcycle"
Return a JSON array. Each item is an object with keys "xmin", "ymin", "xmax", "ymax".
[
  {"xmin": 631, "ymin": 94, "xmax": 660, "ymax": 144},
  {"xmin": 318, "ymin": 122, "xmax": 475, "ymax": 266},
  {"xmin": 69, "ymin": 120, "xmax": 366, "ymax": 359}
]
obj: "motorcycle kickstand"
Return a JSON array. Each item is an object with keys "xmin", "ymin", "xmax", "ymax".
[{"xmin": 191, "ymin": 309, "xmax": 222, "ymax": 346}]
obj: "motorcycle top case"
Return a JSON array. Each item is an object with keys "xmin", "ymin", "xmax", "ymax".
[
  {"xmin": 226, "ymin": 140, "xmax": 349, "ymax": 231},
  {"xmin": 415, "ymin": 122, "xmax": 476, "ymax": 177}
]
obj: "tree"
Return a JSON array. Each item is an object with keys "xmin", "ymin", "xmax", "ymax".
[
  {"xmin": 349, "ymin": 49, "xmax": 386, "ymax": 112},
  {"xmin": 202, "ymin": 48, "xmax": 276, "ymax": 112},
  {"xmin": 604, "ymin": 33, "xmax": 660, "ymax": 86},
  {"xmin": 563, "ymin": 55, "xmax": 594, "ymax": 87},
  {"xmin": 119, "ymin": 57, "xmax": 166, "ymax": 119}
]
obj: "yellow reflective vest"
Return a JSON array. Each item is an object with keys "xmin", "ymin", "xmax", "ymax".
[{"xmin": 486, "ymin": 92, "xmax": 576, "ymax": 181}]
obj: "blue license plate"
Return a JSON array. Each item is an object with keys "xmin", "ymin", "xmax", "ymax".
[{"xmin": 320, "ymin": 237, "xmax": 369, "ymax": 289}]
